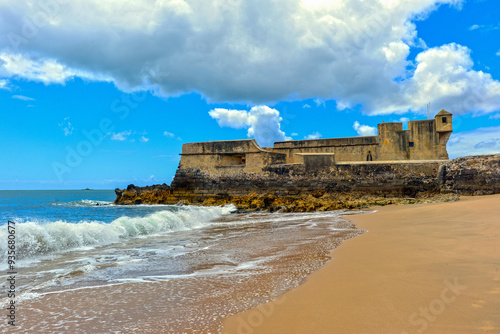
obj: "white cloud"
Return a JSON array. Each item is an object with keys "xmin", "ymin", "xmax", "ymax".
[
  {"xmin": 291, "ymin": 132, "xmax": 298, "ymax": 136},
  {"xmin": 0, "ymin": 53, "xmax": 110, "ymax": 85},
  {"xmin": 314, "ymin": 98, "xmax": 325, "ymax": 108},
  {"xmin": 302, "ymin": 104, "xmax": 311, "ymax": 109},
  {"xmin": 209, "ymin": 109, "xmax": 249, "ymax": 129},
  {"xmin": 58, "ymin": 117, "xmax": 73, "ymax": 136},
  {"xmin": 1, "ymin": 53, "xmax": 74, "ymax": 85},
  {"xmin": 2, "ymin": 0, "xmax": 500, "ymax": 116},
  {"xmin": 111, "ymin": 130, "xmax": 132, "ymax": 141},
  {"xmin": 163, "ymin": 131, "xmax": 175, "ymax": 138},
  {"xmin": 304, "ymin": 131, "xmax": 322, "ymax": 140},
  {"xmin": 140, "ymin": 136, "xmax": 149, "ymax": 142},
  {"xmin": 369, "ymin": 43, "xmax": 500, "ymax": 115},
  {"xmin": 447, "ymin": 126, "xmax": 500, "ymax": 158},
  {"xmin": 209, "ymin": 105, "xmax": 287, "ymax": 146},
  {"xmin": 353, "ymin": 121, "xmax": 377, "ymax": 136},
  {"xmin": 467, "ymin": 23, "xmax": 500, "ymax": 33},
  {"xmin": 496, "ymin": 50, "xmax": 500, "ymax": 57},
  {"xmin": 12, "ymin": 94, "xmax": 34, "ymax": 101},
  {"xmin": 0, "ymin": 79, "xmax": 9, "ymax": 90},
  {"xmin": 398, "ymin": 117, "xmax": 410, "ymax": 128}
]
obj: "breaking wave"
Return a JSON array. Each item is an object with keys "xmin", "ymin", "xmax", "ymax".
[
  {"xmin": 0, "ymin": 205, "xmax": 235, "ymax": 262},
  {"xmin": 51, "ymin": 199, "xmax": 113, "ymax": 207}
]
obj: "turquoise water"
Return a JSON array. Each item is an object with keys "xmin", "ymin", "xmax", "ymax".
[
  {"xmin": 0, "ymin": 190, "xmax": 234, "ymax": 263},
  {"xmin": 0, "ymin": 190, "xmax": 364, "ymax": 332},
  {"xmin": 1, "ymin": 189, "xmax": 173, "ymax": 224}
]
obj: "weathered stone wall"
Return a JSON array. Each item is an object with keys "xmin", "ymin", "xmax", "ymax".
[
  {"xmin": 178, "ymin": 112, "xmax": 454, "ymax": 177},
  {"xmin": 179, "ymin": 139, "xmax": 287, "ymax": 175},
  {"xmin": 273, "ymin": 136, "xmax": 379, "ymax": 163},
  {"xmin": 115, "ymin": 154, "xmax": 500, "ymax": 210},
  {"xmin": 168, "ymin": 160, "xmax": 443, "ymax": 201}
]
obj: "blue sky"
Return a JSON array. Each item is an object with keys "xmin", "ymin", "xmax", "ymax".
[{"xmin": 1, "ymin": 0, "xmax": 499, "ymax": 190}]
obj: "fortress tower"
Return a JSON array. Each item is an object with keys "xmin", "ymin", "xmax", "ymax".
[
  {"xmin": 435, "ymin": 110, "xmax": 453, "ymax": 159},
  {"xmin": 178, "ymin": 110, "xmax": 454, "ymax": 176}
]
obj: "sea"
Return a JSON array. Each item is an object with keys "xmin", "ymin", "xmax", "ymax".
[{"xmin": 0, "ymin": 190, "xmax": 366, "ymax": 333}]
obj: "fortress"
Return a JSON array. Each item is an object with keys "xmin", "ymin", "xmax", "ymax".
[
  {"xmin": 115, "ymin": 109, "xmax": 500, "ymax": 210},
  {"xmin": 178, "ymin": 110, "xmax": 453, "ymax": 175}
]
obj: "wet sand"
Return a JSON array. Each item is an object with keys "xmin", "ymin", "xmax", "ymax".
[
  {"xmin": 223, "ymin": 195, "xmax": 500, "ymax": 334},
  {"xmin": 12, "ymin": 211, "xmax": 362, "ymax": 333}
]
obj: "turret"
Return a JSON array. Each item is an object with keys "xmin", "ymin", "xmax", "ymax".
[
  {"xmin": 434, "ymin": 110, "xmax": 453, "ymax": 159},
  {"xmin": 435, "ymin": 110, "xmax": 453, "ymax": 133}
]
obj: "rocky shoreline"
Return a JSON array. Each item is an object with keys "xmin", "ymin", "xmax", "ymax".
[{"xmin": 114, "ymin": 154, "xmax": 500, "ymax": 212}]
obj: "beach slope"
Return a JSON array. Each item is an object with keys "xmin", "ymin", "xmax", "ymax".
[{"xmin": 223, "ymin": 195, "xmax": 500, "ymax": 334}]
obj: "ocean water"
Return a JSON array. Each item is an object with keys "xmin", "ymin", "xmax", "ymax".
[{"xmin": 0, "ymin": 190, "xmax": 366, "ymax": 333}]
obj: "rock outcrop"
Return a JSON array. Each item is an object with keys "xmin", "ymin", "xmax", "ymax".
[{"xmin": 114, "ymin": 154, "xmax": 500, "ymax": 211}]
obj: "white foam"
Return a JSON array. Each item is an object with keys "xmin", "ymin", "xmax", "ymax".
[{"xmin": 0, "ymin": 204, "xmax": 236, "ymax": 266}]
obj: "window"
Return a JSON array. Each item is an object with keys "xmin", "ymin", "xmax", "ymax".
[
  {"xmin": 442, "ymin": 117, "xmax": 447, "ymax": 124},
  {"xmin": 409, "ymin": 142, "xmax": 414, "ymax": 147},
  {"xmin": 366, "ymin": 151, "xmax": 373, "ymax": 161}
]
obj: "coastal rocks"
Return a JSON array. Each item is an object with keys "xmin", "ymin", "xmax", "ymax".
[
  {"xmin": 442, "ymin": 154, "xmax": 500, "ymax": 195},
  {"xmin": 114, "ymin": 183, "xmax": 176, "ymax": 205},
  {"xmin": 114, "ymin": 154, "xmax": 500, "ymax": 211}
]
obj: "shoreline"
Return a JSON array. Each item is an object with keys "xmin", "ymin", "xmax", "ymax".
[{"xmin": 223, "ymin": 194, "xmax": 500, "ymax": 333}]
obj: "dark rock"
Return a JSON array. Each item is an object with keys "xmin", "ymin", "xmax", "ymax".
[{"xmin": 113, "ymin": 154, "xmax": 500, "ymax": 211}]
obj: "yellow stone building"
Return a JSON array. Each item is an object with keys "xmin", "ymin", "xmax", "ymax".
[{"xmin": 179, "ymin": 110, "xmax": 453, "ymax": 175}]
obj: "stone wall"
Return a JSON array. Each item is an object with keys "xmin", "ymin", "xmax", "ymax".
[
  {"xmin": 115, "ymin": 154, "xmax": 500, "ymax": 210},
  {"xmin": 168, "ymin": 160, "xmax": 443, "ymax": 201}
]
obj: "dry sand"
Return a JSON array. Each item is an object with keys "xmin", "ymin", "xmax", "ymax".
[{"xmin": 223, "ymin": 194, "xmax": 500, "ymax": 334}]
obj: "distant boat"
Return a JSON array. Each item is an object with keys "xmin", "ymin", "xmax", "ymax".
[{"xmin": 82, "ymin": 188, "xmax": 92, "ymax": 191}]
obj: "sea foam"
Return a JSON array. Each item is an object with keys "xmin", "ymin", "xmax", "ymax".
[{"xmin": 0, "ymin": 204, "xmax": 235, "ymax": 263}]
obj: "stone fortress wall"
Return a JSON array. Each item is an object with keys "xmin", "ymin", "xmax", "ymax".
[
  {"xmin": 178, "ymin": 110, "xmax": 453, "ymax": 176},
  {"xmin": 115, "ymin": 110, "xmax": 500, "ymax": 209}
]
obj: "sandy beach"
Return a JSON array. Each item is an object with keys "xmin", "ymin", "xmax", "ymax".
[{"xmin": 223, "ymin": 194, "xmax": 500, "ymax": 334}]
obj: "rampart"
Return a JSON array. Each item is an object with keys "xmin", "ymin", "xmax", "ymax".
[
  {"xmin": 115, "ymin": 154, "xmax": 500, "ymax": 211},
  {"xmin": 114, "ymin": 110, "xmax": 500, "ymax": 211},
  {"xmin": 177, "ymin": 111, "xmax": 454, "ymax": 174}
]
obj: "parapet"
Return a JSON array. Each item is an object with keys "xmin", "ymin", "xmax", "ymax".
[{"xmin": 181, "ymin": 139, "xmax": 267, "ymax": 155}]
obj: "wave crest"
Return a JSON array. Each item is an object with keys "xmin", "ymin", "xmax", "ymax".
[{"xmin": 1, "ymin": 205, "xmax": 235, "ymax": 262}]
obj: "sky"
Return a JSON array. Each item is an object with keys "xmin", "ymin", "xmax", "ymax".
[{"xmin": 0, "ymin": 0, "xmax": 499, "ymax": 190}]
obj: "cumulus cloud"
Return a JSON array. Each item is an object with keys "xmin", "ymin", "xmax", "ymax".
[
  {"xmin": 12, "ymin": 94, "xmax": 34, "ymax": 101},
  {"xmin": 140, "ymin": 136, "xmax": 149, "ymax": 142},
  {"xmin": 469, "ymin": 24, "xmax": 480, "ymax": 31},
  {"xmin": 353, "ymin": 121, "xmax": 377, "ymax": 136},
  {"xmin": 2, "ymin": 0, "xmax": 500, "ymax": 115},
  {"xmin": 209, "ymin": 106, "xmax": 287, "ymax": 146},
  {"xmin": 111, "ymin": 130, "xmax": 132, "ymax": 141},
  {"xmin": 372, "ymin": 43, "xmax": 500, "ymax": 115},
  {"xmin": 304, "ymin": 131, "xmax": 322, "ymax": 140},
  {"xmin": 497, "ymin": 50, "xmax": 500, "ymax": 57},
  {"xmin": 447, "ymin": 126, "xmax": 500, "ymax": 158}
]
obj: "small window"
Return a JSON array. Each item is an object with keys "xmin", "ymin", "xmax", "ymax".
[
  {"xmin": 442, "ymin": 117, "xmax": 447, "ymax": 124},
  {"xmin": 409, "ymin": 142, "xmax": 414, "ymax": 147}
]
